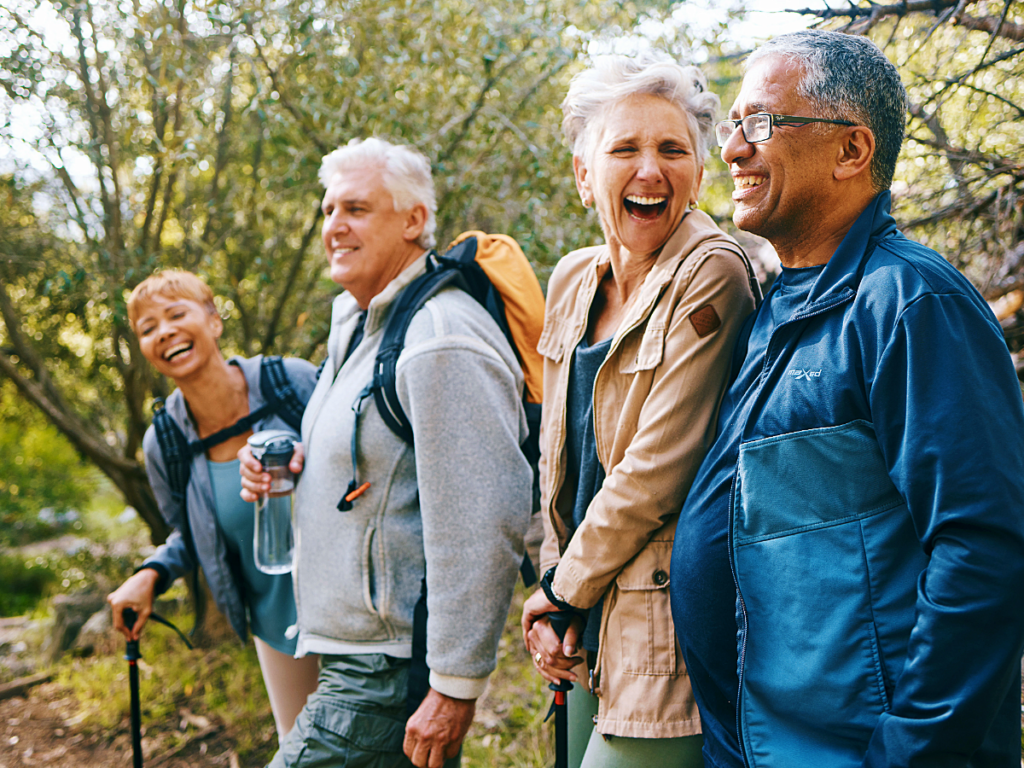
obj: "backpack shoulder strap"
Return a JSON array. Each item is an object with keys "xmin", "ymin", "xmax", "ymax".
[
  {"xmin": 372, "ymin": 252, "xmax": 464, "ymax": 445},
  {"xmin": 150, "ymin": 399, "xmax": 204, "ymax": 633},
  {"xmin": 259, "ymin": 355, "xmax": 305, "ymax": 433},
  {"xmin": 152, "ymin": 401, "xmax": 195, "ymax": 506}
]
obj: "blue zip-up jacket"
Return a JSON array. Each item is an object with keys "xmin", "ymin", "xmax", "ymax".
[{"xmin": 671, "ymin": 192, "xmax": 1024, "ymax": 768}]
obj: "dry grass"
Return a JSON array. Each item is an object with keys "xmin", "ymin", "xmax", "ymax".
[{"xmin": 48, "ymin": 582, "xmax": 556, "ymax": 767}]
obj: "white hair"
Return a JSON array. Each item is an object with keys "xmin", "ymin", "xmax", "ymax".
[
  {"xmin": 562, "ymin": 51, "xmax": 720, "ymax": 167},
  {"xmin": 319, "ymin": 137, "xmax": 438, "ymax": 249}
]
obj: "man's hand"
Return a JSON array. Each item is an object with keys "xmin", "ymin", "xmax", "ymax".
[{"xmin": 403, "ymin": 688, "xmax": 475, "ymax": 768}]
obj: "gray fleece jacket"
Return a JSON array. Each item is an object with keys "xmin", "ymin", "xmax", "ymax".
[
  {"xmin": 294, "ymin": 253, "xmax": 533, "ymax": 700},
  {"xmin": 142, "ymin": 355, "xmax": 318, "ymax": 640}
]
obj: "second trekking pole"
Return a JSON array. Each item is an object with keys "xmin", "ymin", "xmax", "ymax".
[{"xmin": 546, "ymin": 611, "xmax": 574, "ymax": 768}]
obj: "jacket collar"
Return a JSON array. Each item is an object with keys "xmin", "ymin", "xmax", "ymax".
[
  {"xmin": 327, "ymin": 252, "xmax": 430, "ymax": 368},
  {"xmin": 642, "ymin": 208, "xmax": 741, "ymax": 304},
  {"xmin": 364, "ymin": 251, "xmax": 430, "ymax": 334},
  {"xmin": 571, "ymin": 209, "xmax": 739, "ymax": 344},
  {"xmin": 806, "ymin": 190, "xmax": 900, "ymax": 305}
]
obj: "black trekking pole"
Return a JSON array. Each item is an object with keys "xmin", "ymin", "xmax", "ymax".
[
  {"xmin": 121, "ymin": 608, "xmax": 192, "ymax": 768},
  {"xmin": 545, "ymin": 611, "xmax": 574, "ymax": 768},
  {"xmin": 123, "ymin": 608, "xmax": 144, "ymax": 768}
]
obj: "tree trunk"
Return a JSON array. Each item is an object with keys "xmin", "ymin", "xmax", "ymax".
[{"xmin": 103, "ymin": 461, "xmax": 170, "ymax": 546}]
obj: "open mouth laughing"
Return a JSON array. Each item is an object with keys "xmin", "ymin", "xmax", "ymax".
[
  {"xmin": 624, "ymin": 194, "xmax": 668, "ymax": 220},
  {"xmin": 164, "ymin": 342, "xmax": 193, "ymax": 362}
]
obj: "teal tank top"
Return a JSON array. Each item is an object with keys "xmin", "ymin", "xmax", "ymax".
[{"xmin": 206, "ymin": 459, "xmax": 298, "ymax": 654}]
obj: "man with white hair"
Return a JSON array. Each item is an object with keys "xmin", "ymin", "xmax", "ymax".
[
  {"xmin": 669, "ymin": 30, "xmax": 1024, "ymax": 768},
  {"xmin": 243, "ymin": 137, "xmax": 532, "ymax": 768}
]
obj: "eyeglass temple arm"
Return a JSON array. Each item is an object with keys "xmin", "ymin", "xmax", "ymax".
[{"xmin": 770, "ymin": 115, "xmax": 856, "ymax": 127}]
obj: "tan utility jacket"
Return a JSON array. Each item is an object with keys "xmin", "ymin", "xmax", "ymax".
[{"xmin": 538, "ymin": 210, "xmax": 757, "ymax": 739}]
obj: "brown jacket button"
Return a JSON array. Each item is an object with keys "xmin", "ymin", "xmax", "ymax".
[{"xmin": 653, "ymin": 569, "xmax": 668, "ymax": 586}]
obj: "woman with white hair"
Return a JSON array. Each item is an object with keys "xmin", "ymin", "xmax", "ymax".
[{"xmin": 521, "ymin": 52, "xmax": 758, "ymax": 767}]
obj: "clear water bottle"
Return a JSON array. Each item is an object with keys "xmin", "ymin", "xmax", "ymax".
[{"xmin": 248, "ymin": 430, "xmax": 296, "ymax": 575}]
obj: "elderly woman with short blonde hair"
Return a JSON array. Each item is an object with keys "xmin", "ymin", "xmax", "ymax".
[{"xmin": 522, "ymin": 52, "xmax": 758, "ymax": 767}]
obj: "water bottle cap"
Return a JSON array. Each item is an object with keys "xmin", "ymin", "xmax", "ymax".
[
  {"xmin": 262, "ymin": 436, "xmax": 294, "ymax": 466},
  {"xmin": 248, "ymin": 429, "xmax": 296, "ymax": 465}
]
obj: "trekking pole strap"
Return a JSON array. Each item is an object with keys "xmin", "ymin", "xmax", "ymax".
[{"xmin": 149, "ymin": 612, "xmax": 194, "ymax": 650}]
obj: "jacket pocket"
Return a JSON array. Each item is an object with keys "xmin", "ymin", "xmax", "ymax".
[
  {"xmin": 617, "ymin": 321, "xmax": 666, "ymax": 374},
  {"xmin": 605, "ymin": 540, "xmax": 679, "ymax": 676},
  {"xmin": 361, "ymin": 524, "xmax": 379, "ymax": 616},
  {"xmin": 733, "ymin": 421, "xmax": 919, "ymax": 763}
]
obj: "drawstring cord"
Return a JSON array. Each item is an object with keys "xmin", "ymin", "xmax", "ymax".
[{"xmin": 337, "ymin": 383, "xmax": 374, "ymax": 511}]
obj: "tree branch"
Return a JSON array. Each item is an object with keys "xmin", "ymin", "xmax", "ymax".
[
  {"xmin": 958, "ymin": 6, "xmax": 1024, "ymax": 42},
  {"xmin": 788, "ymin": 0, "xmax": 1024, "ymax": 41},
  {"xmin": 202, "ymin": 44, "xmax": 237, "ymax": 245},
  {"xmin": 0, "ymin": 351, "xmax": 140, "ymax": 477},
  {"xmin": 245, "ymin": 23, "xmax": 329, "ymax": 156},
  {"xmin": 69, "ymin": 7, "xmax": 114, "ymax": 235},
  {"xmin": 262, "ymin": 209, "xmax": 322, "ymax": 353},
  {"xmin": 788, "ymin": 0, "xmax": 965, "ymax": 24}
]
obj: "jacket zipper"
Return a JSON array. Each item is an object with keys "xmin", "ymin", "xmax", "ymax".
[
  {"xmin": 729, "ymin": 287, "xmax": 855, "ymax": 764},
  {"xmin": 725, "ymin": 469, "xmax": 749, "ymax": 760},
  {"xmin": 588, "ymin": 276, "xmax": 675, "ymax": 698}
]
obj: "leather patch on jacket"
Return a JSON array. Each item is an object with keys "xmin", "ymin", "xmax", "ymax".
[{"xmin": 689, "ymin": 304, "xmax": 721, "ymax": 337}]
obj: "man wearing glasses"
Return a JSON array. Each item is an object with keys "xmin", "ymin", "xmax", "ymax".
[{"xmin": 670, "ymin": 30, "xmax": 1024, "ymax": 768}]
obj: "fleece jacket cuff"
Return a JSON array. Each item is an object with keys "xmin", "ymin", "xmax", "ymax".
[{"xmin": 428, "ymin": 671, "xmax": 489, "ymax": 701}]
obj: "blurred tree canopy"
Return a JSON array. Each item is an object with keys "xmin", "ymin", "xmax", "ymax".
[
  {"xmin": 0, "ymin": 379, "xmax": 96, "ymax": 545},
  {"xmin": 0, "ymin": 0, "xmax": 690, "ymax": 541},
  {"xmin": 4, "ymin": 0, "xmax": 1023, "ymax": 546}
]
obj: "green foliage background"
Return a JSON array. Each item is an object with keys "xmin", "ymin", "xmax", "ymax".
[
  {"xmin": 0, "ymin": 379, "xmax": 96, "ymax": 545},
  {"xmin": 1, "ymin": 0, "xmax": 1023, "ymax": 760},
  {"xmin": 1, "ymin": 0, "xmax": 721, "ymax": 540}
]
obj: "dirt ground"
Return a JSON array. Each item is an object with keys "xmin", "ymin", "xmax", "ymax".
[
  {"xmin": 1, "ymin": 674, "xmax": 1021, "ymax": 767},
  {"xmin": 0, "ymin": 680, "xmax": 252, "ymax": 768}
]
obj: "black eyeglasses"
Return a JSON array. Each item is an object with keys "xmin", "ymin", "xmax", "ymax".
[{"xmin": 715, "ymin": 113, "xmax": 856, "ymax": 148}]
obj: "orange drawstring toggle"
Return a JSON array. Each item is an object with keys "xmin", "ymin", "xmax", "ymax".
[{"xmin": 344, "ymin": 481, "xmax": 372, "ymax": 503}]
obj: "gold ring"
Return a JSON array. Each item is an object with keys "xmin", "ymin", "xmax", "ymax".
[{"xmin": 534, "ymin": 652, "xmax": 543, "ymax": 664}]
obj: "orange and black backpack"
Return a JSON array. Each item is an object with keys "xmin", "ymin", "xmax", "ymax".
[{"xmin": 337, "ymin": 230, "xmax": 545, "ymax": 516}]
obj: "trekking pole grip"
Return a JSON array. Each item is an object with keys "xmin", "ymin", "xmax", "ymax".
[
  {"xmin": 123, "ymin": 608, "xmax": 141, "ymax": 661},
  {"xmin": 547, "ymin": 611, "xmax": 574, "ymax": 696}
]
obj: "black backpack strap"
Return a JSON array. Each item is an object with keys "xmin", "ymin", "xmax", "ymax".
[
  {"xmin": 260, "ymin": 355, "xmax": 305, "ymax": 433},
  {"xmin": 372, "ymin": 252, "xmax": 464, "ymax": 445},
  {"xmin": 152, "ymin": 401, "xmax": 195, "ymax": 509},
  {"xmin": 172, "ymin": 356, "xmax": 302, "ymax": 457},
  {"xmin": 406, "ymin": 578, "xmax": 431, "ymax": 718},
  {"xmin": 184, "ymin": 404, "xmax": 275, "ymax": 456}
]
